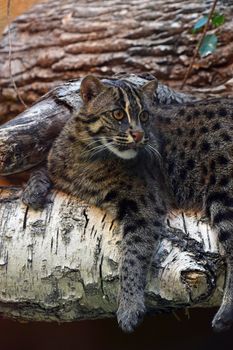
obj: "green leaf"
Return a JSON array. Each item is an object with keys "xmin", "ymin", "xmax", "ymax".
[
  {"xmin": 199, "ymin": 34, "xmax": 218, "ymax": 57},
  {"xmin": 192, "ymin": 16, "xmax": 208, "ymax": 32},
  {"xmin": 212, "ymin": 13, "xmax": 225, "ymax": 27}
]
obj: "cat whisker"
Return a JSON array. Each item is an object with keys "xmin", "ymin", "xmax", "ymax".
[
  {"xmin": 88, "ymin": 141, "xmax": 115, "ymax": 159},
  {"xmin": 145, "ymin": 147, "xmax": 154, "ymax": 161},
  {"xmin": 79, "ymin": 136, "xmax": 111, "ymax": 143},
  {"xmin": 146, "ymin": 144, "xmax": 162, "ymax": 161},
  {"xmin": 79, "ymin": 136, "xmax": 113, "ymax": 154},
  {"xmin": 81, "ymin": 139, "xmax": 114, "ymax": 156},
  {"xmin": 79, "ymin": 140, "xmax": 102, "ymax": 154}
]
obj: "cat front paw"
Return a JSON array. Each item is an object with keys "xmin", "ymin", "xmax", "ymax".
[
  {"xmin": 21, "ymin": 187, "xmax": 49, "ymax": 210},
  {"xmin": 212, "ymin": 306, "xmax": 233, "ymax": 332},
  {"xmin": 117, "ymin": 299, "xmax": 146, "ymax": 333}
]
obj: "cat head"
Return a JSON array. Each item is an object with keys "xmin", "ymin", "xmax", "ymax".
[{"xmin": 78, "ymin": 75, "xmax": 158, "ymax": 160}]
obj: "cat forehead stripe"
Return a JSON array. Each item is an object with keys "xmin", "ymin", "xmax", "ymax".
[
  {"xmin": 119, "ymin": 87, "xmax": 131, "ymax": 123},
  {"xmin": 125, "ymin": 83, "xmax": 143, "ymax": 115},
  {"xmin": 119, "ymin": 84, "xmax": 143, "ymax": 123}
]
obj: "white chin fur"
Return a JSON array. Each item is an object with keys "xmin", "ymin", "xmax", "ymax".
[{"xmin": 105, "ymin": 142, "xmax": 137, "ymax": 159}]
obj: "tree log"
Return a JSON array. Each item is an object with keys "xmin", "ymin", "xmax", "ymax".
[
  {"xmin": 1, "ymin": 0, "xmax": 233, "ymax": 121},
  {"xmin": 0, "ymin": 188, "xmax": 224, "ymax": 322}
]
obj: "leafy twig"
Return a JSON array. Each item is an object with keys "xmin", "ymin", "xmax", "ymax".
[{"xmin": 181, "ymin": 0, "xmax": 218, "ymax": 90}]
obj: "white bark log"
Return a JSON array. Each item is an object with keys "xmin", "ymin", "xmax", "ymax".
[{"xmin": 0, "ymin": 188, "xmax": 225, "ymax": 322}]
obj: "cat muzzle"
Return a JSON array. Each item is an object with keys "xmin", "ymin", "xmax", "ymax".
[{"xmin": 129, "ymin": 130, "xmax": 144, "ymax": 143}]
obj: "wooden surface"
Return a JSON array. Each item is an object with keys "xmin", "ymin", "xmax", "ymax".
[
  {"xmin": 0, "ymin": 0, "xmax": 233, "ymax": 121},
  {"xmin": 0, "ymin": 187, "xmax": 224, "ymax": 322},
  {"xmin": 0, "ymin": 0, "xmax": 46, "ymax": 34}
]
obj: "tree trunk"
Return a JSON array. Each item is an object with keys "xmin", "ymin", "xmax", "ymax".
[
  {"xmin": 0, "ymin": 187, "xmax": 224, "ymax": 322},
  {"xmin": 0, "ymin": 0, "xmax": 233, "ymax": 122}
]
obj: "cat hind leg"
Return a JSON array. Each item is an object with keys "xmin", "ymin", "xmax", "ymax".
[{"xmin": 206, "ymin": 195, "xmax": 233, "ymax": 331}]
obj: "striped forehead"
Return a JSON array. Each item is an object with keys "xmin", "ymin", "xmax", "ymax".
[{"xmin": 117, "ymin": 84, "xmax": 143, "ymax": 122}]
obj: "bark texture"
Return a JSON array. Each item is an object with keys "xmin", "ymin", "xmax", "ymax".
[
  {"xmin": 1, "ymin": 0, "xmax": 233, "ymax": 122},
  {"xmin": 0, "ymin": 188, "xmax": 224, "ymax": 322}
]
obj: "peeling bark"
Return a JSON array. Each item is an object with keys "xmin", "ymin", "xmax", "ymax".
[
  {"xmin": 0, "ymin": 0, "xmax": 233, "ymax": 121},
  {"xmin": 0, "ymin": 188, "xmax": 224, "ymax": 322}
]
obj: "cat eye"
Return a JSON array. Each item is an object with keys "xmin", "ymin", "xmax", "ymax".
[
  {"xmin": 113, "ymin": 109, "xmax": 126, "ymax": 121},
  {"xmin": 139, "ymin": 111, "xmax": 149, "ymax": 123}
]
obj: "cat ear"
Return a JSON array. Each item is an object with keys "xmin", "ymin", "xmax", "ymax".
[
  {"xmin": 80, "ymin": 75, "xmax": 106, "ymax": 103},
  {"xmin": 142, "ymin": 79, "xmax": 158, "ymax": 99}
]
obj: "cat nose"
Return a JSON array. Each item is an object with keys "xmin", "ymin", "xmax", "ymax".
[{"xmin": 130, "ymin": 130, "xmax": 144, "ymax": 143}]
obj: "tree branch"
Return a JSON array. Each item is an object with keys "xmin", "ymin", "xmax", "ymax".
[
  {"xmin": 0, "ymin": 188, "xmax": 224, "ymax": 322},
  {"xmin": 181, "ymin": 0, "xmax": 219, "ymax": 89}
]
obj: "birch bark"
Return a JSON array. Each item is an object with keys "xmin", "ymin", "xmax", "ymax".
[{"xmin": 0, "ymin": 188, "xmax": 224, "ymax": 321}]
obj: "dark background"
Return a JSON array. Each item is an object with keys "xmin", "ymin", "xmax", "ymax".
[{"xmin": 1, "ymin": 308, "xmax": 233, "ymax": 350}]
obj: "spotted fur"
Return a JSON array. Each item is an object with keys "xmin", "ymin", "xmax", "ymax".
[{"xmin": 152, "ymin": 97, "xmax": 233, "ymax": 332}]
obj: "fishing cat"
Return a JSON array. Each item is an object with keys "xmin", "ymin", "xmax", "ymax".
[
  {"xmin": 22, "ymin": 75, "xmax": 233, "ymax": 333},
  {"xmin": 22, "ymin": 75, "xmax": 167, "ymax": 332}
]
